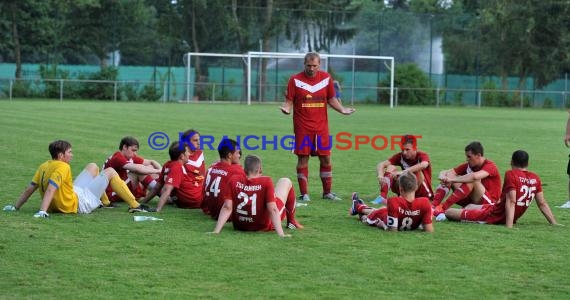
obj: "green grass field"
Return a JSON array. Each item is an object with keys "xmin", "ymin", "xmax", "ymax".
[{"xmin": 1, "ymin": 100, "xmax": 569, "ymax": 299}]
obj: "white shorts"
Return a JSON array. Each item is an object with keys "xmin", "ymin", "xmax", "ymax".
[{"xmin": 73, "ymin": 170, "xmax": 109, "ymax": 214}]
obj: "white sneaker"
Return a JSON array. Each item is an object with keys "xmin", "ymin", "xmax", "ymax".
[
  {"xmin": 33, "ymin": 211, "xmax": 49, "ymax": 218},
  {"xmin": 559, "ymin": 200, "xmax": 570, "ymax": 208},
  {"xmin": 435, "ymin": 213, "xmax": 447, "ymax": 222},
  {"xmin": 322, "ymin": 192, "xmax": 342, "ymax": 201},
  {"xmin": 298, "ymin": 194, "xmax": 311, "ymax": 202}
]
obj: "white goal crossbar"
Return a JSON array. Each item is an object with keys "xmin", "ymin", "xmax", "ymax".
[{"xmin": 183, "ymin": 51, "xmax": 395, "ymax": 107}]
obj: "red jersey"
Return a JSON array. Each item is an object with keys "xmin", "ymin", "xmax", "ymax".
[
  {"xmin": 102, "ymin": 151, "xmax": 145, "ymax": 200},
  {"xmin": 159, "ymin": 160, "xmax": 202, "ymax": 208},
  {"xmin": 286, "ymin": 70, "xmax": 335, "ymax": 133},
  {"xmin": 221, "ymin": 176, "xmax": 277, "ymax": 232},
  {"xmin": 386, "ymin": 196, "xmax": 432, "ymax": 231},
  {"xmin": 485, "ymin": 169, "xmax": 542, "ymax": 225},
  {"xmin": 388, "ymin": 151, "xmax": 433, "ymax": 198},
  {"xmin": 453, "ymin": 159, "xmax": 502, "ymax": 202},
  {"xmin": 184, "ymin": 150, "xmax": 206, "ymax": 206},
  {"xmin": 203, "ymin": 161, "xmax": 245, "ymax": 219}
]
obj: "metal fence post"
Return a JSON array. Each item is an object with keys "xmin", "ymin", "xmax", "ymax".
[
  {"xmin": 436, "ymin": 87, "xmax": 440, "ymax": 107},
  {"xmin": 60, "ymin": 79, "xmax": 64, "ymax": 102},
  {"xmin": 9, "ymin": 79, "xmax": 13, "ymax": 102},
  {"xmin": 478, "ymin": 90, "xmax": 482, "ymax": 108},
  {"xmin": 114, "ymin": 81, "xmax": 118, "ymax": 102}
]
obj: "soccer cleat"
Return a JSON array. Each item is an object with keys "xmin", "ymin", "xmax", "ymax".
[
  {"xmin": 103, "ymin": 202, "xmax": 119, "ymax": 209},
  {"xmin": 323, "ymin": 192, "xmax": 342, "ymax": 201},
  {"xmin": 371, "ymin": 195, "xmax": 386, "ymax": 205},
  {"xmin": 33, "ymin": 211, "xmax": 49, "ymax": 218},
  {"xmin": 435, "ymin": 213, "xmax": 447, "ymax": 222},
  {"xmin": 287, "ymin": 220, "xmax": 304, "ymax": 230},
  {"xmin": 298, "ymin": 194, "xmax": 311, "ymax": 202},
  {"xmin": 3, "ymin": 205, "xmax": 17, "ymax": 211},
  {"xmin": 559, "ymin": 200, "xmax": 570, "ymax": 208},
  {"xmin": 128, "ymin": 204, "xmax": 156, "ymax": 213},
  {"xmin": 349, "ymin": 192, "xmax": 364, "ymax": 216}
]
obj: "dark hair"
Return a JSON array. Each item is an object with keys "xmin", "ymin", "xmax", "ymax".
[
  {"xmin": 401, "ymin": 134, "xmax": 417, "ymax": 147},
  {"xmin": 49, "ymin": 140, "xmax": 71, "ymax": 159},
  {"xmin": 119, "ymin": 136, "xmax": 139, "ymax": 150},
  {"xmin": 217, "ymin": 138, "xmax": 239, "ymax": 159},
  {"xmin": 181, "ymin": 129, "xmax": 200, "ymax": 151},
  {"xmin": 304, "ymin": 52, "xmax": 320, "ymax": 63},
  {"xmin": 169, "ymin": 141, "xmax": 187, "ymax": 161},
  {"xmin": 244, "ymin": 155, "xmax": 262, "ymax": 175},
  {"xmin": 511, "ymin": 150, "xmax": 529, "ymax": 168},
  {"xmin": 465, "ymin": 141, "xmax": 484, "ymax": 156},
  {"xmin": 398, "ymin": 172, "xmax": 418, "ymax": 193}
]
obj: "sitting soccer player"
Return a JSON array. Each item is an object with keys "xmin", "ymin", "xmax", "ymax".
[
  {"xmin": 349, "ymin": 172, "xmax": 433, "ymax": 232},
  {"xmin": 142, "ymin": 141, "xmax": 204, "ymax": 212},
  {"xmin": 3, "ymin": 140, "xmax": 151, "ymax": 217},
  {"xmin": 141, "ymin": 129, "xmax": 205, "ymax": 209},
  {"xmin": 444, "ymin": 150, "xmax": 558, "ymax": 228},
  {"xmin": 102, "ymin": 136, "xmax": 161, "ymax": 204},
  {"xmin": 211, "ymin": 154, "xmax": 303, "ymax": 237},
  {"xmin": 202, "ymin": 138, "xmax": 245, "ymax": 219},
  {"xmin": 374, "ymin": 134, "xmax": 433, "ymax": 204},
  {"xmin": 432, "ymin": 141, "xmax": 502, "ymax": 221}
]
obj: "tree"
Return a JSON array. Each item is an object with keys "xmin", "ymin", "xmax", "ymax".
[
  {"xmin": 442, "ymin": 0, "xmax": 570, "ymax": 89},
  {"xmin": 67, "ymin": 0, "xmax": 155, "ymax": 69}
]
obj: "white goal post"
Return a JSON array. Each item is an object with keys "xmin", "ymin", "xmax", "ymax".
[{"xmin": 183, "ymin": 51, "xmax": 395, "ymax": 107}]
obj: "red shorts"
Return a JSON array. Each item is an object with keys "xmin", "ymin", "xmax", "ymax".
[
  {"xmin": 262, "ymin": 198, "xmax": 286, "ymax": 231},
  {"xmin": 294, "ymin": 128, "xmax": 332, "ymax": 156},
  {"xmin": 460, "ymin": 205, "xmax": 493, "ymax": 223},
  {"xmin": 365, "ymin": 207, "xmax": 388, "ymax": 227}
]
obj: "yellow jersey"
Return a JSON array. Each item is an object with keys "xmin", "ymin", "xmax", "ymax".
[{"xmin": 32, "ymin": 160, "xmax": 78, "ymax": 213}]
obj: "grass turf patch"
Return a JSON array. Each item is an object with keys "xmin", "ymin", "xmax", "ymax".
[{"xmin": 1, "ymin": 100, "xmax": 569, "ymax": 299}]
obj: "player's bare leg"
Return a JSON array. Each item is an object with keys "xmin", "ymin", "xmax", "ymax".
[{"xmin": 275, "ymin": 178, "xmax": 303, "ymax": 229}]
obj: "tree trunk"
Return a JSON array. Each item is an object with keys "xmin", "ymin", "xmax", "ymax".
[
  {"xmin": 259, "ymin": 0, "xmax": 274, "ymax": 102},
  {"xmin": 188, "ymin": 1, "xmax": 203, "ymax": 101},
  {"xmin": 231, "ymin": 0, "xmax": 248, "ymax": 101},
  {"xmin": 10, "ymin": 1, "xmax": 22, "ymax": 79}
]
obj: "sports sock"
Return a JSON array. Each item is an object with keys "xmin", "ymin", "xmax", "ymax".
[
  {"xmin": 100, "ymin": 192, "xmax": 111, "ymax": 206},
  {"xmin": 441, "ymin": 183, "xmax": 472, "ymax": 210},
  {"xmin": 142, "ymin": 175, "xmax": 157, "ymax": 190},
  {"xmin": 356, "ymin": 203, "xmax": 371, "ymax": 214},
  {"xmin": 431, "ymin": 184, "xmax": 450, "ymax": 206},
  {"xmin": 285, "ymin": 188, "xmax": 297, "ymax": 223},
  {"xmin": 320, "ymin": 165, "xmax": 332, "ymax": 195},
  {"xmin": 109, "ymin": 176, "xmax": 140, "ymax": 208},
  {"xmin": 297, "ymin": 166, "xmax": 309, "ymax": 195},
  {"xmin": 380, "ymin": 173, "xmax": 392, "ymax": 198}
]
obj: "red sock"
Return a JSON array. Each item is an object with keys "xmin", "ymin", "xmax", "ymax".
[
  {"xmin": 285, "ymin": 188, "xmax": 296, "ymax": 223},
  {"xmin": 356, "ymin": 203, "xmax": 371, "ymax": 214},
  {"xmin": 141, "ymin": 175, "xmax": 154, "ymax": 187},
  {"xmin": 431, "ymin": 184, "xmax": 449, "ymax": 206},
  {"xmin": 442, "ymin": 184, "xmax": 472, "ymax": 210},
  {"xmin": 297, "ymin": 167, "xmax": 309, "ymax": 195},
  {"xmin": 320, "ymin": 165, "xmax": 332, "ymax": 194},
  {"xmin": 380, "ymin": 173, "xmax": 392, "ymax": 198}
]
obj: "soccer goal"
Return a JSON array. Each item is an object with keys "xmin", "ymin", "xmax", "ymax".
[{"xmin": 183, "ymin": 51, "xmax": 395, "ymax": 107}]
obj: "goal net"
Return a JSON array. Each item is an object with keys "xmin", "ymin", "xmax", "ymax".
[{"xmin": 183, "ymin": 51, "xmax": 394, "ymax": 107}]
